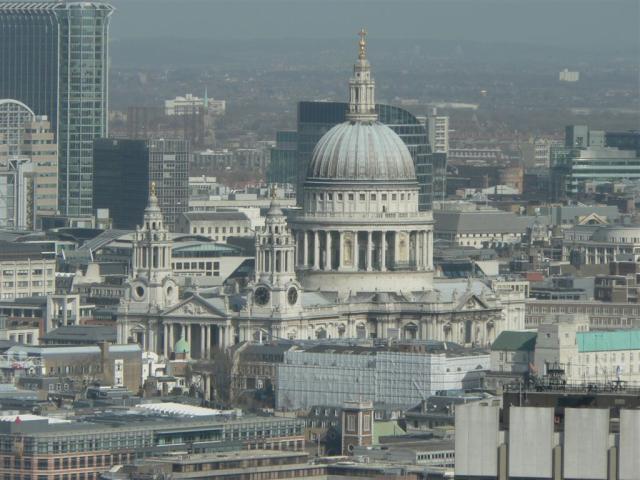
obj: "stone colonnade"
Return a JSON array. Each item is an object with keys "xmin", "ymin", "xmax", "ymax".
[
  {"xmin": 159, "ymin": 322, "xmax": 233, "ymax": 359},
  {"xmin": 294, "ymin": 229, "xmax": 433, "ymax": 272}
]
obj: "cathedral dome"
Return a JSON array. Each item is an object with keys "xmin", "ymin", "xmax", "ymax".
[{"xmin": 306, "ymin": 121, "xmax": 416, "ymax": 184}]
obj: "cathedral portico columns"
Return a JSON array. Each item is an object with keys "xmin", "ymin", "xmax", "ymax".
[
  {"xmin": 163, "ymin": 323, "xmax": 169, "ymax": 357},
  {"xmin": 205, "ymin": 325, "xmax": 211, "ymax": 358},
  {"xmin": 303, "ymin": 231, "xmax": 309, "ymax": 267},
  {"xmin": 200, "ymin": 326, "xmax": 206, "ymax": 359},
  {"xmin": 325, "ymin": 231, "xmax": 332, "ymax": 271},
  {"xmin": 380, "ymin": 231, "xmax": 386, "ymax": 271},
  {"xmin": 366, "ymin": 231, "xmax": 373, "ymax": 271},
  {"xmin": 353, "ymin": 231, "xmax": 359, "ymax": 271},
  {"xmin": 313, "ymin": 231, "xmax": 320, "ymax": 270}
]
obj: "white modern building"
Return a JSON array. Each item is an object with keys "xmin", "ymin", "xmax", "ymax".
[
  {"xmin": 176, "ymin": 211, "xmax": 253, "ymax": 242},
  {"xmin": 425, "ymin": 108, "xmax": 449, "ymax": 154}
]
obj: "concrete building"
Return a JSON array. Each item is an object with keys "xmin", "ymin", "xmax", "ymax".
[
  {"xmin": 425, "ymin": 109, "xmax": 449, "ymax": 155},
  {"xmin": 0, "ymin": 1, "xmax": 114, "ymax": 216},
  {"xmin": 176, "ymin": 211, "xmax": 252, "ymax": 242},
  {"xmin": 526, "ymin": 299, "xmax": 640, "ymax": 331},
  {"xmin": 0, "ymin": 242, "xmax": 56, "ymax": 300},
  {"xmin": 0, "ymin": 100, "xmax": 58, "ymax": 229},
  {"xmin": 455, "ymin": 388, "xmax": 640, "ymax": 480},
  {"xmin": 276, "ymin": 343, "xmax": 489, "ymax": 410},
  {"xmin": 594, "ymin": 259, "xmax": 640, "ymax": 303}
]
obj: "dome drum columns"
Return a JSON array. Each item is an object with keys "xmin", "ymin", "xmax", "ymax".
[{"xmin": 295, "ymin": 228, "xmax": 433, "ymax": 273}]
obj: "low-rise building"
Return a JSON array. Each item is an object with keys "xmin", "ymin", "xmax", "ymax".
[
  {"xmin": 176, "ymin": 211, "xmax": 252, "ymax": 242},
  {"xmin": 434, "ymin": 205, "xmax": 530, "ymax": 249},
  {"xmin": 276, "ymin": 342, "xmax": 490, "ymax": 410},
  {"xmin": 490, "ymin": 330, "xmax": 536, "ymax": 373}
]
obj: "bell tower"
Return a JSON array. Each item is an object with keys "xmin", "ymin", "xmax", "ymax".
[
  {"xmin": 127, "ymin": 182, "xmax": 178, "ymax": 311},
  {"xmin": 251, "ymin": 189, "xmax": 302, "ymax": 313}
]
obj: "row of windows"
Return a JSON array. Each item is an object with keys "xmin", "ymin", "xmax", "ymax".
[
  {"xmin": 192, "ymin": 226, "xmax": 249, "ymax": 235},
  {"xmin": 312, "ymin": 191, "xmax": 412, "ymax": 202},
  {"xmin": 2, "ymin": 281, "xmax": 53, "ymax": 288},
  {"xmin": 172, "ymin": 262, "xmax": 220, "ymax": 271},
  {"xmin": 1, "ymin": 269, "xmax": 53, "ymax": 277}
]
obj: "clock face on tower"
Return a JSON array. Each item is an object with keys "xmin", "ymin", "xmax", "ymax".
[
  {"xmin": 287, "ymin": 286, "xmax": 298, "ymax": 305},
  {"xmin": 254, "ymin": 286, "xmax": 271, "ymax": 306}
]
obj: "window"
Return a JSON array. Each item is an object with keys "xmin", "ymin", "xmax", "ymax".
[{"xmin": 359, "ymin": 193, "xmax": 365, "ymax": 201}]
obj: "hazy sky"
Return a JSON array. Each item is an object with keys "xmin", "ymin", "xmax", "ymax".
[{"xmin": 108, "ymin": 0, "xmax": 639, "ymax": 51}]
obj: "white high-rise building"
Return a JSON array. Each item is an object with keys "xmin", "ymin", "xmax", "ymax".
[{"xmin": 426, "ymin": 108, "xmax": 449, "ymax": 154}]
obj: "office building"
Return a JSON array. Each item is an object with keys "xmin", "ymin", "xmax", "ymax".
[
  {"xmin": 0, "ymin": 2, "xmax": 113, "ymax": 217},
  {"xmin": 425, "ymin": 109, "xmax": 449, "ymax": 154},
  {"xmin": 93, "ymin": 138, "xmax": 189, "ymax": 230},
  {"xmin": 0, "ymin": 410, "xmax": 305, "ymax": 480},
  {"xmin": 0, "ymin": 241, "xmax": 56, "ymax": 300},
  {"xmin": 295, "ymin": 101, "xmax": 433, "ymax": 210},
  {"xmin": 551, "ymin": 125, "xmax": 640, "ymax": 198},
  {"xmin": 0, "ymin": 99, "xmax": 58, "ymax": 229}
]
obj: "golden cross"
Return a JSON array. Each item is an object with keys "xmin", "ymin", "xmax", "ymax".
[{"xmin": 358, "ymin": 28, "xmax": 367, "ymax": 59}]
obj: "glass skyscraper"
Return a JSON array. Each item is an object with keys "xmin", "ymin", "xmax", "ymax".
[
  {"xmin": 296, "ymin": 101, "xmax": 433, "ymax": 211},
  {"xmin": 93, "ymin": 138, "xmax": 189, "ymax": 231},
  {"xmin": 0, "ymin": 2, "xmax": 113, "ymax": 217}
]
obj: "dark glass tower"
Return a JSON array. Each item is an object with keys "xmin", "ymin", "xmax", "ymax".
[
  {"xmin": 0, "ymin": 2, "xmax": 114, "ymax": 217},
  {"xmin": 296, "ymin": 101, "xmax": 433, "ymax": 210},
  {"xmin": 93, "ymin": 138, "xmax": 189, "ymax": 231},
  {"xmin": 93, "ymin": 139, "xmax": 150, "ymax": 230}
]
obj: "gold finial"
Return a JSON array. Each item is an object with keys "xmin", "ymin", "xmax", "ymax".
[
  {"xmin": 150, "ymin": 181, "xmax": 156, "ymax": 197},
  {"xmin": 270, "ymin": 184, "xmax": 277, "ymax": 200},
  {"xmin": 358, "ymin": 28, "xmax": 367, "ymax": 60}
]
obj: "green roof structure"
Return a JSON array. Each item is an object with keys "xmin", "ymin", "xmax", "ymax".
[
  {"xmin": 577, "ymin": 330, "xmax": 640, "ymax": 353},
  {"xmin": 491, "ymin": 331, "xmax": 537, "ymax": 352}
]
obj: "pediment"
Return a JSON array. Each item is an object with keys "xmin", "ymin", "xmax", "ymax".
[
  {"xmin": 455, "ymin": 293, "xmax": 489, "ymax": 312},
  {"xmin": 161, "ymin": 294, "xmax": 228, "ymax": 319}
]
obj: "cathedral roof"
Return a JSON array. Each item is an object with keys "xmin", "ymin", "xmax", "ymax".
[
  {"xmin": 305, "ymin": 30, "xmax": 417, "ymax": 187},
  {"xmin": 306, "ymin": 121, "xmax": 416, "ymax": 185}
]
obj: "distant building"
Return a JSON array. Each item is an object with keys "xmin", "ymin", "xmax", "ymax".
[
  {"xmin": 425, "ymin": 109, "xmax": 449, "ymax": 154},
  {"xmin": 0, "ymin": 1, "xmax": 114, "ymax": 216},
  {"xmin": 93, "ymin": 138, "xmax": 189, "ymax": 231},
  {"xmin": 0, "ymin": 100, "xmax": 58, "ymax": 229},
  {"xmin": 165, "ymin": 93, "xmax": 226, "ymax": 116},
  {"xmin": 562, "ymin": 224, "xmax": 640, "ymax": 266},
  {"xmin": 559, "ymin": 68, "xmax": 580, "ymax": 82},
  {"xmin": 551, "ymin": 125, "xmax": 640, "ymax": 198},
  {"xmin": 595, "ymin": 260, "xmax": 640, "ymax": 303}
]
